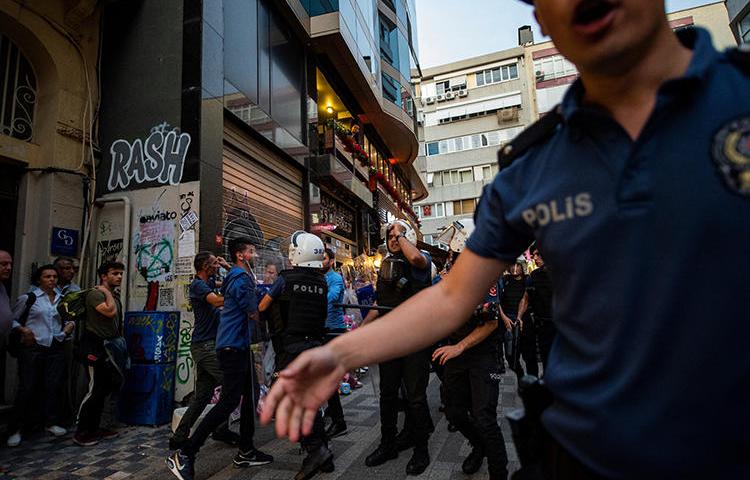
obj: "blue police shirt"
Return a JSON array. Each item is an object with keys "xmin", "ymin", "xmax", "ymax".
[{"xmin": 467, "ymin": 28, "xmax": 750, "ymax": 478}]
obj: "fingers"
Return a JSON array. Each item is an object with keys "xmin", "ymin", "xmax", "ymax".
[
  {"xmin": 288, "ymin": 404, "xmax": 305, "ymax": 443},
  {"xmin": 261, "ymin": 380, "xmax": 285, "ymax": 425},
  {"xmin": 279, "ymin": 351, "xmax": 310, "ymax": 379},
  {"xmin": 301, "ymin": 408, "xmax": 318, "ymax": 437},
  {"xmin": 274, "ymin": 395, "xmax": 294, "ymax": 438}
]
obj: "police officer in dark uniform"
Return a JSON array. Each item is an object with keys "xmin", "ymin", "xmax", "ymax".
[
  {"xmin": 262, "ymin": 1, "xmax": 750, "ymax": 478},
  {"xmin": 498, "ymin": 259, "xmax": 528, "ymax": 379},
  {"xmin": 432, "ymin": 248, "xmax": 509, "ymax": 480},
  {"xmin": 259, "ymin": 231, "xmax": 333, "ymax": 480},
  {"xmin": 360, "ymin": 220, "xmax": 433, "ymax": 475},
  {"xmin": 526, "ymin": 243, "xmax": 554, "ymax": 372}
]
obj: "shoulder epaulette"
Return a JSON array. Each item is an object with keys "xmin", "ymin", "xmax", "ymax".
[
  {"xmin": 497, "ymin": 106, "xmax": 564, "ymax": 171},
  {"xmin": 726, "ymin": 43, "xmax": 750, "ymax": 76}
]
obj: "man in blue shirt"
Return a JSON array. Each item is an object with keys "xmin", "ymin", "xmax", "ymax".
[
  {"xmin": 168, "ymin": 238, "xmax": 272, "ymax": 480},
  {"xmin": 320, "ymin": 248, "xmax": 348, "ymax": 439},
  {"xmin": 169, "ymin": 251, "xmax": 239, "ymax": 450},
  {"xmin": 260, "ymin": 2, "xmax": 750, "ymax": 478}
]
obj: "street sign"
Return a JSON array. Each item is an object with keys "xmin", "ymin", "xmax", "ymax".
[{"xmin": 51, "ymin": 227, "xmax": 79, "ymax": 256}]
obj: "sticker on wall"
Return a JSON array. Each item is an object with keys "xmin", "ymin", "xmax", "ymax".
[
  {"xmin": 175, "ymin": 257, "xmax": 193, "ymax": 276},
  {"xmin": 179, "ymin": 211, "xmax": 198, "ymax": 232},
  {"xmin": 178, "ymin": 230, "xmax": 196, "ymax": 258},
  {"xmin": 96, "ymin": 239, "xmax": 124, "ymax": 267}
]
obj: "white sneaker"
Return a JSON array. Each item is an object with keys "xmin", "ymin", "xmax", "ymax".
[
  {"xmin": 7, "ymin": 431, "xmax": 21, "ymax": 447},
  {"xmin": 46, "ymin": 425, "xmax": 67, "ymax": 437}
]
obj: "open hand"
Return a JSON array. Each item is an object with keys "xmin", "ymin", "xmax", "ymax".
[
  {"xmin": 432, "ymin": 344, "xmax": 465, "ymax": 365},
  {"xmin": 260, "ymin": 345, "xmax": 346, "ymax": 442}
]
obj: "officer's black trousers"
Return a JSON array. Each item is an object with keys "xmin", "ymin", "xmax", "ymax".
[
  {"xmin": 378, "ymin": 348, "xmax": 431, "ymax": 450},
  {"xmin": 444, "ymin": 347, "xmax": 508, "ymax": 479},
  {"xmin": 277, "ymin": 338, "xmax": 327, "ymax": 452},
  {"xmin": 535, "ymin": 318, "xmax": 556, "ymax": 373}
]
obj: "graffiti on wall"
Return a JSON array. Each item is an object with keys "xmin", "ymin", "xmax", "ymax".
[{"xmin": 107, "ymin": 122, "xmax": 191, "ymax": 191}]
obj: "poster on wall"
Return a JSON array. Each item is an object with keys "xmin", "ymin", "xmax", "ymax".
[
  {"xmin": 96, "ymin": 239, "xmax": 124, "ymax": 267},
  {"xmin": 134, "ymin": 220, "xmax": 175, "ymax": 283}
]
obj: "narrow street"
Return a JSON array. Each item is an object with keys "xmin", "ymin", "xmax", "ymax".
[{"xmin": 0, "ymin": 371, "xmax": 521, "ymax": 480}]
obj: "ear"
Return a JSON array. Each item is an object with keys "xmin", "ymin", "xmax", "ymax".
[{"xmin": 534, "ymin": 9, "xmax": 548, "ymax": 37}]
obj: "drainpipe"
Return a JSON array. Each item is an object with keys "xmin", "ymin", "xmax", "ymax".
[{"xmin": 79, "ymin": 196, "xmax": 131, "ymax": 305}]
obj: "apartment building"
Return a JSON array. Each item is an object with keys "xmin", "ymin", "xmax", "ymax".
[
  {"xmin": 727, "ymin": 0, "xmax": 750, "ymax": 43},
  {"xmin": 413, "ymin": 47, "xmax": 534, "ymax": 244}
]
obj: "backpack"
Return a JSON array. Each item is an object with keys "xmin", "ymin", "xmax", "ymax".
[
  {"xmin": 57, "ymin": 288, "xmax": 95, "ymax": 359},
  {"xmin": 7, "ymin": 292, "xmax": 37, "ymax": 358}
]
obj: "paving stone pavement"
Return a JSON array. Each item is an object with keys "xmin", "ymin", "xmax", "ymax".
[{"xmin": 0, "ymin": 369, "xmax": 524, "ymax": 479}]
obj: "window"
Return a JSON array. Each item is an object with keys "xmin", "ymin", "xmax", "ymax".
[
  {"xmin": 475, "ymin": 63, "xmax": 519, "ymax": 87},
  {"xmin": 382, "ymin": 72, "xmax": 401, "ymax": 106},
  {"xmin": 452, "ymin": 199, "xmax": 477, "ymax": 216},
  {"xmin": 419, "ymin": 203, "xmax": 445, "ymax": 219},
  {"xmin": 436, "ymin": 81, "xmax": 450, "ymax": 96},
  {"xmin": 0, "ymin": 34, "xmax": 37, "ymax": 141},
  {"xmin": 481, "ymin": 164, "xmax": 499, "ymax": 184},
  {"xmin": 424, "ymin": 126, "xmax": 525, "ymax": 156},
  {"xmin": 534, "ymin": 54, "xmax": 577, "ymax": 82},
  {"xmin": 423, "ymin": 234, "xmax": 434, "ymax": 245},
  {"xmin": 740, "ymin": 11, "xmax": 750, "ymax": 44}
]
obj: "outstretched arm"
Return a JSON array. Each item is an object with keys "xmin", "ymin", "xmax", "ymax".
[{"xmin": 261, "ymin": 248, "xmax": 508, "ymax": 441}]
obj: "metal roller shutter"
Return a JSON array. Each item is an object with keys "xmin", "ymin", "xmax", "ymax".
[{"xmin": 222, "ymin": 120, "xmax": 304, "ymax": 246}]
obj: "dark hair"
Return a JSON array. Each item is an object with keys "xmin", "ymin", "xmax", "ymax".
[
  {"xmin": 324, "ymin": 248, "xmax": 335, "ymax": 261},
  {"xmin": 53, "ymin": 256, "xmax": 75, "ymax": 267},
  {"xmin": 529, "ymin": 242, "xmax": 539, "ymax": 254},
  {"xmin": 97, "ymin": 261, "xmax": 125, "ymax": 280},
  {"xmin": 228, "ymin": 237, "xmax": 255, "ymax": 263},
  {"xmin": 194, "ymin": 251, "xmax": 214, "ymax": 272},
  {"xmin": 31, "ymin": 264, "xmax": 57, "ymax": 286}
]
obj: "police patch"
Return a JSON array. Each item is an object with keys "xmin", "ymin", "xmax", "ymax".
[{"xmin": 713, "ymin": 117, "xmax": 750, "ymax": 196}]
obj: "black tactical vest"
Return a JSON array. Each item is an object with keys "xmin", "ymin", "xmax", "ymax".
[
  {"xmin": 271, "ymin": 268, "xmax": 328, "ymax": 339},
  {"xmin": 528, "ymin": 267, "xmax": 553, "ymax": 319},
  {"xmin": 376, "ymin": 253, "xmax": 431, "ymax": 308},
  {"xmin": 501, "ymin": 275, "xmax": 526, "ymax": 316}
]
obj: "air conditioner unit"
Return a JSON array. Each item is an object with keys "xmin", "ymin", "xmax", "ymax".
[
  {"xmin": 458, "ymin": 89, "xmax": 468, "ymax": 97},
  {"xmin": 498, "ymin": 107, "xmax": 519, "ymax": 123},
  {"xmin": 424, "ymin": 96, "xmax": 435, "ymax": 104},
  {"xmin": 445, "ymin": 91, "xmax": 455, "ymax": 100},
  {"xmin": 436, "ymin": 94, "xmax": 447, "ymax": 102}
]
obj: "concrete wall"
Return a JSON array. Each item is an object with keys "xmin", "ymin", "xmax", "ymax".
[{"xmin": 95, "ymin": 182, "xmax": 201, "ymax": 402}]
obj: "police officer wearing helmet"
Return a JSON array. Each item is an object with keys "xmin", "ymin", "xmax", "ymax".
[
  {"xmin": 262, "ymin": 0, "xmax": 750, "ymax": 478},
  {"xmin": 259, "ymin": 231, "xmax": 332, "ymax": 480},
  {"xmin": 360, "ymin": 219, "xmax": 433, "ymax": 475},
  {"xmin": 431, "ymin": 223, "xmax": 508, "ymax": 480}
]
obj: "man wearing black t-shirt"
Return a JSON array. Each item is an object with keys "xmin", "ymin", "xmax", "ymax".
[
  {"xmin": 169, "ymin": 251, "xmax": 238, "ymax": 449},
  {"xmin": 527, "ymin": 244, "xmax": 555, "ymax": 372}
]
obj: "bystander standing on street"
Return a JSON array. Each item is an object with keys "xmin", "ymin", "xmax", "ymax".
[
  {"xmin": 74, "ymin": 261, "xmax": 126, "ymax": 447},
  {"xmin": 7, "ymin": 265, "xmax": 74, "ymax": 447},
  {"xmin": 54, "ymin": 257, "xmax": 81, "ymax": 296}
]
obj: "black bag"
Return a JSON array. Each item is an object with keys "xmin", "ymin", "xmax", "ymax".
[{"xmin": 7, "ymin": 292, "xmax": 37, "ymax": 358}]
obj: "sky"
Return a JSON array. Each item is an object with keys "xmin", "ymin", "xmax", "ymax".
[{"xmin": 415, "ymin": 0, "xmax": 722, "ymax": 68}]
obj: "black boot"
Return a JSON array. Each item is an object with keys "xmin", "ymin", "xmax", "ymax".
[
  {"xmin": 405, "ymin": 448, "xmax": 430, "ymax": 475},
  {"xmin": 325, "ymin": 420, "xmax": 348, "ymax": 439},
  {"xmin": 462, "ymin": 447, "xmax": 484, "ymax": 474},
  {"xmin": 295, "ymin": 445, "xmax": 333, "ymax": 480},
  {"xmin": 365, "ymin": 443, "xmax": 398, "ymax": 467}
]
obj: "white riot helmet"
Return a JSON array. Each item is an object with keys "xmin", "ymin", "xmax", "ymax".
[
  {"xmin": 383, "ymin": 219, "xmax": 417, "ymax": 244},
  {"xmin": 288, "ymin": 231, "xmax": 325, "ymax": 268},
  {"xmin": 437, "ymin": 219, "xmax": 475, "ymax": 253}
]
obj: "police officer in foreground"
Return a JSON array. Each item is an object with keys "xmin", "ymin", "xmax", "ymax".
[
  {"xmin": 360, "ymin": 220, "xmax": 433, "ymax": 475},
  {"xmin": 259, "ymin": 231, "xmax": 333, "ymax": 480},
  {"xmin": 431, "ymin": 222, "xmax": 509, "ymax": 480},
  {"xmin": 262, "ymin": 0, "xmax": 750, "ymax": 477}
]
